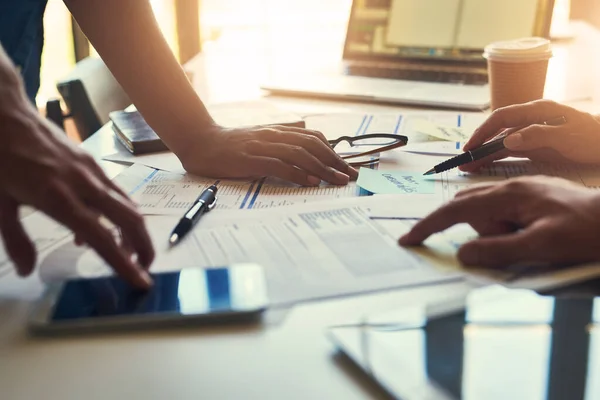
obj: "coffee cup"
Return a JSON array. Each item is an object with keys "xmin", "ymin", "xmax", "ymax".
[{"xmin": 483, "ymin": 37, "xmax": 552, "ymax": 110}]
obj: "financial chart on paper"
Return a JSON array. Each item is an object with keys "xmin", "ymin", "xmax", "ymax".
[{"xmin": 118, "ymin": 164, "xmax": 369, "ymax": 215}]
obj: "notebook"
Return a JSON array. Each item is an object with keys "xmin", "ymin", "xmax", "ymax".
[{"xmin": 110, "ymin": 110, "xmax": 166, "ymax": 155}]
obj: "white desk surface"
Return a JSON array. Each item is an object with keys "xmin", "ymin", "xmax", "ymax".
[{"xmin": 2, "ymin": 21, "xmax": 600, "ymax": 400}]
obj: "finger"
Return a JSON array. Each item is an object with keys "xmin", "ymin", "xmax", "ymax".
[
  {"xmin": 502, "ymin": 125, "xmax": 566, "ymax": 152},
  {"xmin": 87, "ymin": 188, "xmax": 155, "ymax": 269},
  {"xmin": 453, "ymin": 182, "xmax": 498, "ymax": 198},
  {"xmin": 74, "ymin": 208, "xmax": 100, "ymax": 246},
  {"xmin": 247, "ymin": 156, "xmax": 322, "ymax": 186},
  {"xmin": 260, "ymin": 129, "xmax": 359, "ymax": 179},
  {"xmin": 457, "ymin": 225, "xmax": 546, "ymax": 267},
  {"xmin": 399, "ymin": 190, "xmax": 509, "ymax": 245},
  {"xmin": 507, "ymin": 148, "xmax": 573, "ymax": 164},
  {"xmin": 41, "ymin": 185, "xmax": 152, "ymax": 289},
  {"xmin": 468, "ymin": 219, "xmax": 518, "ymax": 237},
  {"xmin": 459, "ymin": 149, "xmax": 511, "ymax": 172},
  {"xmin": 275, "ymin": 126, "xmax": 331, "ymax": 147},
  {"xmin": 464, "ymin": 100, "xmax": 572, "ymax": 150},
  {"xmin": 0, "ymin": 197, "xmax": 36, "ymax": 276},
  {"xmin": 256, "ymin": 142, "xmax": 350, "ymax": 185}
]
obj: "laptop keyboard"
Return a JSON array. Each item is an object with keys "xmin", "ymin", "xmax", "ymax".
[{"xmin": 346, "ymin": 64, "xmax": 488, "ymax": 85}]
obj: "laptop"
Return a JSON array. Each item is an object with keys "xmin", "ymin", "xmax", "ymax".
[{"xmin": 261, "ymin": 0, "xmax": 555, "ymax": 111}]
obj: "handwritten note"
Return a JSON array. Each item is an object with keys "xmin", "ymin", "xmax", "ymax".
[
  {"xmin": 409, "ymin": 119, "xmax": 471, "ymax": 142},
  {"xmin": 357, "ymin": 168, "xmax": 435, "ymax": 194}
]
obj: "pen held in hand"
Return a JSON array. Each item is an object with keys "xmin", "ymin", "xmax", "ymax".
[{"xmin": 423, "ymin": 115, "xmax": 568, "ymax": 176}]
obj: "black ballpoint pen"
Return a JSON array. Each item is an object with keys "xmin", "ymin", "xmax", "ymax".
[
  {"xmin": 169, "ymin": 181, "xmax": 219, "ymax": 246},
  {"xmin": 423, "ymin": 115, "xmax": 567, "ymax": 175}
]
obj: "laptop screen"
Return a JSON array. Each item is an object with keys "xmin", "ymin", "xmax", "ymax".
[{"xmin": 343, "ymin": 0, "xmax": 554, "ymax": 64}]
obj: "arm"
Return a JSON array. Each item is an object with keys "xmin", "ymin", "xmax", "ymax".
[
  {"xmin": 64, "ymin": 0, "xmax": 357, "ymax": 186},
  {"xmin": 0, "ymin": 44, "xmax": 154, "ymax": 288}
]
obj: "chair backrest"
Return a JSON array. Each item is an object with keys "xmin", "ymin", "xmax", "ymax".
[{"xmin": 56, "ymin": 57, "xmax": 131, "ymax": 141}]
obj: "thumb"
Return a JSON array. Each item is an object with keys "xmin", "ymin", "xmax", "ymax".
[
  {"xmin": 457, "ymin": 229, "xmax": 544, "ymax": 268},
  {"xmin": 0, "ymin": 196, "xmax": 36, "ymax": 276},
  {"xmin": 503, "ymin": 125, "xmax": 565, "ymax": 152}
]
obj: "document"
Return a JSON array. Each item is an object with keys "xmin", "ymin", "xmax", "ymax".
[
  {"xmin": 0, "ymin": 212, "xmax": 74, "ymax": 300},
  {"xmin": 304, "ymin": 112, "xmax": 484, "ymax": 142},
  {"xmin": 114, "ymin": 164, "xmax": 367, "ymax": 215},
  {"xmin": 104, "ymin": 151, "xmax": 185, "ymax": 175},
  {"xmin": 32, "ymin": 195, "xmax": 600, "ymax": 303},
  {"xmin": 0, "ymin": 212, "xmax": 72, "ymax": 281},
  {"xmin": 357, "ymin": 168, "xmax": 435, "ymax": 195},
  {"xmin": 39, "ymin": 197, "xmax": 464, "ymax": 306},
  {"xmin": 405, "ymin": 118, "xmax": 471, "ymax": 142},
  {"xmin": 401, "ymin": 141, "xmax": 466, "ymax": 156}
]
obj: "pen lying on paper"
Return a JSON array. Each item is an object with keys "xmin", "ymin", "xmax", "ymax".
[
  {"xmin": 169, "ymin": 181, "xmax": 219, "ymax": 246},
  {"xmin": 423, "ymin": 115, "xmax": 568, "ymax": 175}
]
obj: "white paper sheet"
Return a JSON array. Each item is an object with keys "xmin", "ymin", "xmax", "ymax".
[{"xmin": 38, "ymin": 197, "xmax": 465, "ymax": 306}]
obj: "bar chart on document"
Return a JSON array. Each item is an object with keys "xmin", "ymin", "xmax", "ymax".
[{"xmin": 116, "ymin": 164, "xmax": 367, "ymax": 214}]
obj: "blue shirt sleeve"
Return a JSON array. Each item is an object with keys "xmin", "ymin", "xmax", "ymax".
[{"xmin": 0, "ymin": 0, "xmax": 49, "ymax": 104}]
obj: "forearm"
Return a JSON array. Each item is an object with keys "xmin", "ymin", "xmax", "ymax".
[{"xmin": 64, "ymin": 0, "xmax": 215, "ymax": 155}]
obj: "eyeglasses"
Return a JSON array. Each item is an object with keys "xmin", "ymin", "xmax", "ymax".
[{"xmin": 329, "ymin": 133, "xmax": 409, "ymax": 167}]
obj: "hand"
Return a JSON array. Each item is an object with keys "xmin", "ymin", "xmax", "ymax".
[
  {"xmin": 0, "ymin": 70, "xmax": 155, "ymax": 288},
  {"xmin": 176, "ymin": 124, "xmax": 359, "ymax": 186},
  {"xmin": 460, "ymin": 100, "xmax": 600, "ymax": 172},
  {"xmin": 399, "ymin": 177, "xmax": 600, "ymax": 268}
]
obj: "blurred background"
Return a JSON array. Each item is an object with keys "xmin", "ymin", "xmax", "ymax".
[
  {"xmin": 38, "ymin": 0, "xmax": 599, "ymax": 139},
  {"xmin": 39, "ymin": 0, "xmax": 352, "ymax": 107}
]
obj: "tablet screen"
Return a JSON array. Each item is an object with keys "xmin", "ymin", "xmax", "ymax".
[
  {"xmin": 51, "ymin": 265, "xmax": 268, "ymax": 321},
  {"xmin": 329, "ymin": 285, "xmax": 600, "ymax": 400}
]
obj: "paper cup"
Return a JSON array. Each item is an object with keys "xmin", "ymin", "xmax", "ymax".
[{"xmin": 484, "ymin": 37, "xmax": 552, "ymax": 110}]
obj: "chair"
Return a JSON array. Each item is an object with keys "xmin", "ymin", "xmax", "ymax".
[{"xmin": 46, "ymin": 56, "xmax": 131, "ymax": 141}]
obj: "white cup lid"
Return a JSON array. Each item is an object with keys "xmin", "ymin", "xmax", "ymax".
[{"xmin": 483, "ymin": 37, "xmax": 552, "ymax": 62}]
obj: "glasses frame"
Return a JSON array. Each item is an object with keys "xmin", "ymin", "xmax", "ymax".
[{"xmin": 329, "ymin": 133, "xmax": 409, "ymax": 166}]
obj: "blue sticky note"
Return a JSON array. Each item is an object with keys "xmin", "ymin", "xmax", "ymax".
[{"xmin": 356, "ymin": 168, "xmax": 435, "ymax": 195}]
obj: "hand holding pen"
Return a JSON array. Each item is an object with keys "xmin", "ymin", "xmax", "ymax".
[
  {"xmin": 424, "ymin": 115, "xmax": 567, "ymax": 175},
  {"xmin": 445, "ymin": 100, "xmax": 600, "ymax": 173}
]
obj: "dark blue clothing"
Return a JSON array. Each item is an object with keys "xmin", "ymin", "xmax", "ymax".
[{"xmin": 0, "ymin": 0, "xmax": 49, "ymax": 103}]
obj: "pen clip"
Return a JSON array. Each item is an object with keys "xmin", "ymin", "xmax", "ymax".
[{"xmin": 207, "ymin": 196, "xmax": 218, "ymax": 211}]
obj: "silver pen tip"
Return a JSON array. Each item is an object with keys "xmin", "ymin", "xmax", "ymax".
[
  {"xmin": 169, "ymin": 233, "xmax": 179, "ymax": 245},
  {"xmin": 423, "ymin": 168, "xmax": 435, "ymax": 176}
]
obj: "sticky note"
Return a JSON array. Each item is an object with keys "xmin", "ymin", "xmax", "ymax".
[
  {"xmin": 410, "ymin": 119, "xmax": 470, "ymax": 142},
  {"xmin": 357, "ymin": 168, "xmax": 435, "ymax": 194}
]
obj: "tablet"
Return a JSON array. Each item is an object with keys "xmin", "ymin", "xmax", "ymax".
[{"xmin": 328, "ymin": 285, "xmax": 600, "ymax": 400}]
